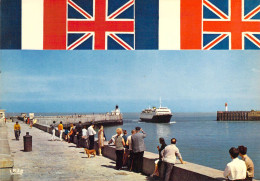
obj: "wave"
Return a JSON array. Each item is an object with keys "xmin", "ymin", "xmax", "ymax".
[{"xmin": 169, "ymin": 121, "xmax": 176, "ymax": 124}]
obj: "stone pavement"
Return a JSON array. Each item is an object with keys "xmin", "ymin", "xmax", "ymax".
[{"xmin": 5, "ymin": 122, "xmax": 157, "ymax": 181}]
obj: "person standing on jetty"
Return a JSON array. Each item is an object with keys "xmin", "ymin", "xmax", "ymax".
[
  {"xmin": 98, "ymin": 125, "xmax": 105, "ymax": 156},
  {"xmin": 29, "ymin": 119, "xmax": 33, "ymax": 128},
  {"xmin": 76, "ymin": 121, "xmax": 83, "ymax": 148},
  {"xmin": 58, "ymin": 121, "xmax": 63, "ymax": 141},
  {"xmin": 14, "ymin": 121, "xmax": 21, "ymax": 140},
  {"xmin": 88, "ymin": 123, "xmax": 96, "ymax": 150},
  {"xmin": 131, "ymin": 127, "xmax": 146, "ymax": 173},
  {"xmin": 115, "ymin": 128, "xmax": 125, "ymax": 170},
  {"xmin": 224, "ymin": 147, "xmax": 246, "ymax": 181},
  {"xmin": 126, "ymin": 129, "xmax": 136, "ymax": 171},
  {"xmin": 64, "ymin": 128, "xmax": 69, "ymax": 142},
  {"xmin": 161, "ymin": 138, "xmax": 186, "ymax": 181},
  {"xmin": 122, "ymin": 130, "xmax": 127, "ymax": 144},
  {"xmin": 82, "ymin": 126, "xmax": 88, "ymax": 139},
  {"xmin": 68, "ymin": 123, "xmax": 74, "ymax": 143},
  {"xmin": 50, "ymin": 121, "xmax": 56, "ymax": 141},
  {"xmin": 238, "ymin": 145, "xmax": 254, "ymax": 181}
]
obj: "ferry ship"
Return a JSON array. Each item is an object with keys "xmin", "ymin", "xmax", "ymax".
[{"xmin": 140, "ymin": 100, "xmax": 172, "ymax": 123}]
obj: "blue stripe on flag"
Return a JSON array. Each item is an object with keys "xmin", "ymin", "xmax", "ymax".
[
  {"xmin": 0, "ymin": 0, "xmax": 21, "ymax": 49},
  {"xmin": 135, "ymin": 0, "xmax": 159, "ymax": 49}
]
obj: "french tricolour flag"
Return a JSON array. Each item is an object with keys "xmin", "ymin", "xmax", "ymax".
[{"xmin": 1, "ymin": 0, "xmax": 260, "ymax": 50}]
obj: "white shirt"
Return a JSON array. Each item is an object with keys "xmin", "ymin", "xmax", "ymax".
[
  {"xmin": 82, "ymin": 128, "xmax": 87, "ymax": 137},
  {"xmin": 126, "ymin": 135, "xmax": 133, "ymax": 150},
  {"xmin": 223, "ymin": 158, "xmax": 247, "ymax": 180},
  {"xmin": 161, "ymin": 144, "xmax": 182, "ymax": 164},
  {"xmin": 87, "ymin": 126, "xmax": 96, "ymax": 136}
]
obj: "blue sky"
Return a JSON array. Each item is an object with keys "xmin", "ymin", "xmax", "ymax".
[{"xmin": 0, "ymin": 50, "xmax": 259, "ymax": 113}]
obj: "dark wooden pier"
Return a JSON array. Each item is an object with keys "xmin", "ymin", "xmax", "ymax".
[{"xmin": 217, "ymin": 110, "xmax": 260, "ymax": 121}]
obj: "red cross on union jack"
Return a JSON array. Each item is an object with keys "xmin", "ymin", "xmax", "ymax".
[
  {"xmin": 203, "ymin": 0, "xmax": 260, "ymax": 50},
  {"xmin": 67, "ymin": 0, "xmax": 134, "ymax": 50},
  {"xmin": 180, "ymin": 0, "xmax": 260, "ymax": 50}
]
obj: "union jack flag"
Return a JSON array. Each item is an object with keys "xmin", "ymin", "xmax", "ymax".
[
  {"xmin": 67, "ymin": 0, "xmax": 134, "ymax": 50},
  {"xmin": 202, "ymin": 0, "xmax": 260, "ymax": 50}
]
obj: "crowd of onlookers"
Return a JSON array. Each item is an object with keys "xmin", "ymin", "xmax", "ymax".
[
  {"xmin": 108, "ymin": 126, "xmax": 186, "ymax": 181},
  {"xmin": 50, "ymin": 121, "xmax": 106, "ymax": 155},
  {"xmin": 48, "ymin": 121, "xmax": 255, "ymax": 181}
]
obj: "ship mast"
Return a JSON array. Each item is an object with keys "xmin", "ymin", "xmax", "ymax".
[{"xmin": 160, "ymin": 97, "xmax": 162, "ymax": 108}]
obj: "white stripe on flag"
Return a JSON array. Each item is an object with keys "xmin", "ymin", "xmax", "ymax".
[
  {"xmin": 159, "ymin": 0, "xmax": 180, "ymax": 50},
  {"xmin": 22, "ymin": 0, "xmax": 43, "ymax": 50}
]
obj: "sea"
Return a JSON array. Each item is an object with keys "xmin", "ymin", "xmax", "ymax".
[
  {"xmin": 105, "ymin": 112, "xmax": 260, "ymax": 179},
  {"xmin": 7, "ymin": 112, "xmax": 260, "ymax": 179}
]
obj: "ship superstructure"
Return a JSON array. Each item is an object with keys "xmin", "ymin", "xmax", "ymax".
[{"xmin": 140, "ymin": 99, "xmax": 172, "ymax": 123}]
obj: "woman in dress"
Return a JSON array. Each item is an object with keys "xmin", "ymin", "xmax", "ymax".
[
  {"xmin": 98, "ymin": 125, "xmax": 105, "ymax": 155},
  {"xmin": 114, "ymin": 128, "xmax": 125, "ymax": 170}
]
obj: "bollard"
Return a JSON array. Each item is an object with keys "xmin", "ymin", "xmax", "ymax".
[{"xmin": 23, "ymin": 132, "xmax": 32, "ymax": 152}]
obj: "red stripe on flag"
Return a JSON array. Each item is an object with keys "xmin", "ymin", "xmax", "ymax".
[
  {"xmin": 203, "ymin": 34, "xmax": 228, "ymax": 50},
  {"xmin": 110, "ymin": 34, "xmax": 132, "ymax": 50},
  {"xmin": 203, "ymin": 0, "xmax": 228, "ymax": 19},
  {"xmin": 108, "ymin": 0, "xmax": 134, "ymax": 19},
  {"xmin": 68, "ymin": 0, "xmax": 92, "ymax": 19},
  {"xmin": 181, "ymin": 0, "xmax": 202, "ymax": 49},
  {"xmin": 244, "ymin": 5, "xmax": 260, "ymax": 20},
  {"xmin": 245, "ymin": 34, "xmax": 260, "ymax": 47},
  {"xmin": 44, "ymin": 0, "xmax": 67, "ymax": 50},
  {"xmin": 68, "ymin": 33, "xmax": 92, "ymax": 50}
]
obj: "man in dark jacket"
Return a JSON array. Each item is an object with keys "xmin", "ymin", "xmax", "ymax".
[
  {"xmin": 76, "ymin": 121, "xmax": 83, "ymax": 148},
  {"xmin": 131, "ymin": 127, "xmax": 146, "ymax": 173}
]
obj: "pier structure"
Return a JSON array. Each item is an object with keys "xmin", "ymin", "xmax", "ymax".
[
  {"xmin": 34, "ymin": 113, "xmax": 123, "ymax": 128},
  {"xmin": 3, "ymin": 122, "xmax": 226, "ymax": 181},
  {"xmin": 217, "ymin": 111, "xmax": 249, "ymax": 121},
  {"xmin": 217, "ymin": 110, "xmax": 260, "ymax": 121}
]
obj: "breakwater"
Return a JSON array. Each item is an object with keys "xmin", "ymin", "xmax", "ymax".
[
  {"xmin": 217, "ymin": 110, "xmax": 260, "ymax": 121},
  {"xmin": 34, "ymin": 114, "xmax": 123, "ymax": 128},
  {"xmin": 33, "ymin": 123, "xmax": 226, "ymax": 181}
]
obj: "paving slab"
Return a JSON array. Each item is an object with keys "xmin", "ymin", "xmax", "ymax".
[{"xmin": 5, "ymin": 122, "xmax": 156, "ymax": 181}]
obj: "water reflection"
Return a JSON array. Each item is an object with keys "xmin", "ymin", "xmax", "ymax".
[{"xmin": 156, "ymin": 123, "xmax": 171, "ymax": 138}]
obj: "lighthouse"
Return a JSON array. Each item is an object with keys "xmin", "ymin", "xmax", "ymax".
[{"xmin": 225, "ymin": 103, "xmax": 228, "ymax": 111}]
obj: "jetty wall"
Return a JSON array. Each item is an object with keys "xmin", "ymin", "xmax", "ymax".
[
  {"xmin": 33, "ymin": 123, "xmax": 225, "ymax": 181},
  {"xmin": 0, "ymin": 120, "xmax": 14, "ymax": 180},
  {"xmin": 217, "ymin": 111, "xmax": 249, "ymax": 121},
  {"xmin": 217, "ymin": 110, "xmax": 260, "ymax": 121},
  {"xmin": 33, "ymin": 114, "xmax": 123, "ymax": 127}
]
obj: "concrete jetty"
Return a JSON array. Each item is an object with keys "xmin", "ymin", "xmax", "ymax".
[
  {"xmin": 34, "ymin": 114, "xmax": 123, "ymax": 128},
  {"xmin": 31, "ymin": 123, "xmax": 226, "ymax": 180},
  {"xmin": 3, "ymin": 122, "xmax": 151, "ymax": 181},
  {"xmin": 5, "ymin": 121, "xmax": 257, "ymax": 181}
]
